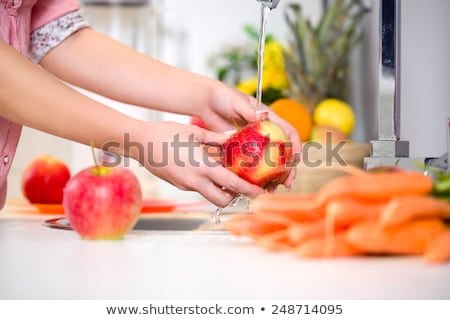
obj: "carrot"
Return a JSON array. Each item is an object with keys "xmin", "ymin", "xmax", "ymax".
[
  {"xmin": 294, "ymin": 231, "xmax": 362, "ymax": 258},
  {"xmin": 288, "ymin": 220, "xmax": 326, "ymax": 244},
  {"xmin": 423, "ymin": 230, "xmax": 450, "ymax": 264},
  {"xmin": 223, "ymin": 213, "xmax": 289, "ymax": 239},
  {"xmin": 252, "ymin": 193, "xmax": 325, "ymax": 222},
  {"xmin": 380, "ymin": 195, "xmax": 450, "ymax": 227},
  {"xmin": 256, "ymin": 206, "xmax": 325, "ymax": 223},
  {"xmin": 287, "ymin": 218, "xmax": 346, "ymax": 245},
  {"xmin": 340, "ymin": 165, "xmax": 370, "ymax": 177},
  {"xmin": 325, "ymin": 197, "xmax": 386, "ymax": 228},
  {"xmin": 253, "ymin": 192, "xmax": 317, "ymax": 203},
  {"xmin": 255, "ymin": 229, "xmax": 293, "ymax": 251},
  {"xmin": 316, "ymin": 170, "xmax": 433, "ymax": 205},
  {"xmin": 346, "ymin": 219, "xmax": 447, "ymax": 255}
]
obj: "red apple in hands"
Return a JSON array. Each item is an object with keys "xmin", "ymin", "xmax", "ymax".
[
  {"xmin": 63, "ymin": 166, "xmax": 142, "ymax": 240},
  {"xmin": 222, "ymin": 119, "xmax": 293, "ymax": 189},
  {"xmin": 22, "ymin": 155, "xmax": 71, "ymax": 204}
]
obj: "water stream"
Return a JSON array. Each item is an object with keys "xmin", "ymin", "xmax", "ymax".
[
  {"xmin": 255, "ymin": 4, "xmax": 272, "ymax": 114},
  {"xmin": 212, "ymin": 3, "xmax": 273, "ymax": 226}
]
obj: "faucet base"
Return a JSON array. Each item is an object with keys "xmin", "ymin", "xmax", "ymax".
[
  {"xmin": 364, "ymin": 156, "xmax": 425, "ymax": 172},
  {"xmin": 370, "ymin": 140, "xmax": 410, "ymax": 157}
]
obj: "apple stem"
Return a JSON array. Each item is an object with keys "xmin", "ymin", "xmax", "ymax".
[{"xmin": 90, "ymin": 143, "xmax": 101, "ymax": 175}]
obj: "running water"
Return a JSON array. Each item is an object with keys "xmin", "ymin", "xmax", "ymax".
[
  {"xmin": 213, "ymin": 207, "xmax": 223, "ymax": 225},
  {"xmin": 212, "ymin": 194, "xmax": 250, "ymax": 226},
  {"xmin": 255, "ymin": 4, "xmax": 272, "ymax": 115},
  {"xmin": 212, "ymin": 195, "xmax": 244, "ymax": 225},
  {"xmin": 211, "ymin": 3, "xmax": 274, "ymax": 226}
]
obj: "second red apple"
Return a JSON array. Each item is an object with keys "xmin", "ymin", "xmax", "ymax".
[{"xmin": 22, "ymin": 155, "xmax": 71, "ymax": 204}]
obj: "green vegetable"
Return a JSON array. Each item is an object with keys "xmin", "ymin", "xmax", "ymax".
[{"xmin": 432, "ymin": 171, "xmax": 450, "ymax": 202}]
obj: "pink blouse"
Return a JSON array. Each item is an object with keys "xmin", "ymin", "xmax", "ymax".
[{"xmin": 0, "ymin": 0, "xmax": 84, "ymax": 208}]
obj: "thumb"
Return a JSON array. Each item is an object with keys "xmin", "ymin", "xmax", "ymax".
[{"xmin": 194, "ymin": 127, "xmax": 230, "ymax": 145}]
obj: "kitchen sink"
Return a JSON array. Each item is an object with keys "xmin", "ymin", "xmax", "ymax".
[
  {"xmin": 43, "ymin": 212, "xmax": 230, "ymax": 232},
  {"xmin": 135, "ymin": 213, "xmax": 212, "ymax": 231}
]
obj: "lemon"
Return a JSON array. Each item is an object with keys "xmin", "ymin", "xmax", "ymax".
[{"xmin": 313, "ymin": 98, "xmax": 355, "ymax": 136}]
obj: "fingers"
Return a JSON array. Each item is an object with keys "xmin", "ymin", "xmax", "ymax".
[
  {"xmin": 199, "ymin": 182, "xmax": 238, "ymax": 208},
  {"xmin": 198, "ymin": 165, "xmax": 266, "ymax": 207},
  {"xmin": 192, "ymin": 126, "xmax": 230, "ymax": 145},
  {"xmin": 254, "ymin": 111, "xmax": 269, "ymax": 122},
  {"xmin": 288, "ymin": 130, "xmax": 302, "ymax": 159},
  {"xmin": 211, "ymin": 167, "xmax": 265, "ymax": 199},
  {"xmin": 232, "ymin": 93, "xmax": 265, "ymax": 124},
  {"xmin": 283, "ymin": 168, "xmax": 297, "ymax": 191}
]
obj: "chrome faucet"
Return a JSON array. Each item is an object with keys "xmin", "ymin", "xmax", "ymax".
[
  {"xmin": 256, "ymin": 0, "xmax": 280, "ymax": 10},
  {"xmin": 364, "ymin": 0, "xmax": 448, "ymax": 173},
  {"xmin": 371, "ymin": 0, "xmax": 409, "ymax": 158},
  {"xmin": 364, "ymin": 0, "xmax": 409, "ymax": 169},
  {"xmin": 364, "ymin": 0, "xmax": 416, "ymax": 170}
]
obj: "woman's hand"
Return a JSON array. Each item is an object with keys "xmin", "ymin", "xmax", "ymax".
[
  {"xmin": 198, "ymin": 82, "xmax": 302, "ymax": 191},
  {"xmin": 127, "ymin": 121, "xmax": 266, "ymax": 207}
]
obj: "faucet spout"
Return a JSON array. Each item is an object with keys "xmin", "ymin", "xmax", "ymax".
[{"xmin": 256, "ymin": 0, "xmax": 280, "ymax": 10}]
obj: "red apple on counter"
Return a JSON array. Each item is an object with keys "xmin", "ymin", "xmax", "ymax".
[
  {"xmin": 63, "ymin": 166, "xmax": 142, "ymax": 240},
  {"xmin": 22, "ymin": 155, "xmax": 71, "ymax": 204},
  {"xmin": 309, "ymin": 125, "xmax": 349, "ymax": 145},
  {"xmin": 222, "ymin": 119, "xmax": 293, "ymax": 189}
]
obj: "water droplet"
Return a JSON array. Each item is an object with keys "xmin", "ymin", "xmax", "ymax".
[
  {"xmin": 213, "ymin": 207, "xmax": 223, "ymax": 225},
  {"xmin": 246, "ymin": 198, "xmax": 252, "ymax": 212},
  {"xmin": 229, "ymin": 194, "xmax": 245, "ymax": 207}
]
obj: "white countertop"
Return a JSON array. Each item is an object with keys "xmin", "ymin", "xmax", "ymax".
[{"xmin": 1, "ymin": 209, "xmax": 450, "ymax": 300}]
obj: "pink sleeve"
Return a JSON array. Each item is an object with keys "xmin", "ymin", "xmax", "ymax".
[{"xmin": 31, "ymin": 0, "xmax": 81, "ymax": 31}]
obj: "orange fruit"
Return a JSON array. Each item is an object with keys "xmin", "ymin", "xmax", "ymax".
[{"xmin": 270, "ymin": 98, "xmax": 312, "ymax": 141}]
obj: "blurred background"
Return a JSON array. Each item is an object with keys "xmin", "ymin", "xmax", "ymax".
[{"xmin": 7, "ymin": 0, "xmax": 449, "ymax": 201}]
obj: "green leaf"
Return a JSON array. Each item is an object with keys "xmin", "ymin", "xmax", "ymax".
[
  {"xmin": 262, "ymin": 88, "xmax": 285, "ymax": 105},
  {"xmin": 217, "ymin": 68, "xmax": 228, "ymax": 82},
  {"xmin": 243, "ymin": 24, "xmax": 260, "ymax": 40},
  {"xmin": 317, "ymin": 0, "xmax": 344, "ymax": 45},
  {"xmin": 432, "ymin": 171, "xmax": 450, "ymax": 196},
  {"xmin": 265, "ymin": 34, "xmax": 275, "ymax": 43}
]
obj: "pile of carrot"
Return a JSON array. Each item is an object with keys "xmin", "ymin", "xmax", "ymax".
[{"xmin": 223, "ymin": 167, "xmax": 450, "ymax": 264}]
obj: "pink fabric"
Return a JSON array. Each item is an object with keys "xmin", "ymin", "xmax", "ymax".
[
  {"xmin": 0, "ymin": 0, "xmax": 36, "ymax": 54},
  {"xmin": 31, "ymin": 0, "xmax": 80, "ymax": 31},
  {"xmin": 0, "ymin": 0, "xmax": 80, "ymax": 209}
]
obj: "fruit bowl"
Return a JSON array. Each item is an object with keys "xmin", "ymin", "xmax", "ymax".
[{"xmin": 281, "ymin": 142, "xmax": 371, "ymax": 194}]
